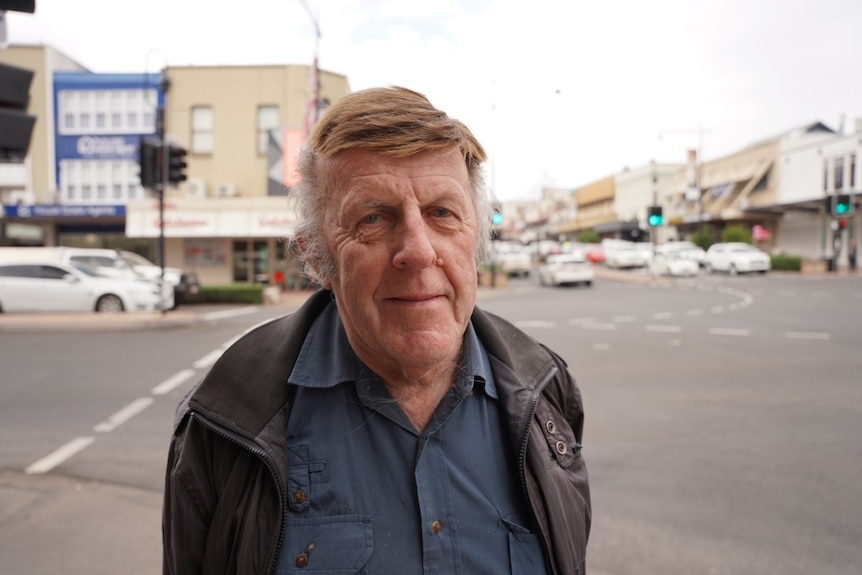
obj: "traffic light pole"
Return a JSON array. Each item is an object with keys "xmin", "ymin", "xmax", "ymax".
[{"xmin": 156, "ymin": 105, "xmax": 167, "ymax": 314}]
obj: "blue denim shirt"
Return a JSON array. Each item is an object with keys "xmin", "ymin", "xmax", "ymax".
[{"xmin": 277, "ymin": 301, "xmax": 546, "ymax": 574}]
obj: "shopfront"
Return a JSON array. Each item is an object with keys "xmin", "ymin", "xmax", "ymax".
[{"xmin": 125, "ymin": 196, "xmax": 302, "ymax": 287}]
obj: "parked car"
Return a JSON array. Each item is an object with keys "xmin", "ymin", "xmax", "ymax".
[
  {"xmin": 650, "ymin": 248, "xmax": 700, "ymax": 277},
  {"xmin": 659, "ymin": 241, "xmax": 707, "ymax": 267},
  {"xmin": 0, "ymin": 246, "xmax": 196, "ymax": 309},
  {"xmin": 117, "ymin": 250, "xmax": 201, "ymax": 303},
  {"xmin": 704, "ymin": 242, "xmax": 771, "ymax": 275},
  {"xmin": 0, "ymin": 261, "xmax": 162, "ymax": 313},
  {"xmin": 603, "ymin": 241, "xmax": 649, "ymax": 269},
  {"xmin": 538, "ymin": 253, "xmax": 594, "ymax": 287},
  {"xmin": 492, "ymin": 241, "xmax": 533, "ymax": 277}
]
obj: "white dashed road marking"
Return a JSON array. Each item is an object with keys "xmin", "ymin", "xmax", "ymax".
[
  {"xmin": 709, "ymin": 327, "xmax": 751, "ymax": 337},
  {"xmin": 785, "ymin": 331, "xmax": 832, "ymax": 340},
  {"xmin": 152, "ymin": 369, "xmax": 196, "ymax": 395},
  {"xmin": 646, "ymin": 324, "xmax": 682, "ymax": 333},
  {"xmin": 25, "ymin": 436, "xmax": 95, "ymax": 475},
  {"xmin": 193, "ymin": 349, "xmax": 223, "ymax": 369},
  {"xmin": 93, "ymin": 397, "xmax": 155, "ymax": 433}
]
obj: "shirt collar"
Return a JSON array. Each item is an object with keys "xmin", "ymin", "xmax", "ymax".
[{"xmin": 288, "ymin": 300, "xmax": 497, "ymax": 399}]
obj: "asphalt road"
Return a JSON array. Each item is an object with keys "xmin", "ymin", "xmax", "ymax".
[{"xmin": 1, "ymin": 270, "xmax": 860, "ymax": 575}]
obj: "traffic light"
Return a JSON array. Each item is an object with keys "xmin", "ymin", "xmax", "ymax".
[
  {"xmin": 647, "ymin": 205, "xmax": 664, "ymax": 227},
  {"xmin": 166, "ymin": 144, "xmax": 188, "ymax": 185},
  {"xmin": 0, "ymin": 62, "xmax": 37, "ymax": 160},
  {"xmin": 833, "ymin": 194, "xmax": 853, "ymax": 216},
  {"xmin": 138, "ymin": 137, "xmax": 163, "ymax": 189}
]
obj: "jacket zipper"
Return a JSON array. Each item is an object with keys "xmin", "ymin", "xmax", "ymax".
[
  {"xmin": 190, "ymin": 411, "xmax": 289, "ymax": 575},
  {"xmin": 518, "ymin": 365, "xmax": 557, "ymax": 575}
]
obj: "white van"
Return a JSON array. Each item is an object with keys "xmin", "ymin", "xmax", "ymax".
[{"xmin": 0, "ymin": 247, "xmax": 176, "ymax": 310}]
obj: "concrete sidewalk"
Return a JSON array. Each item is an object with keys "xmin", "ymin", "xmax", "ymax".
[{"xmin": 0, "ymin": 290, "xmax": 316, "ymax": 334}]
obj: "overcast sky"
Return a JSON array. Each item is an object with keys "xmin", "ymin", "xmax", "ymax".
[{"xmin": 6, "ymin": 0, "xmax": 862, "ymax": 200}]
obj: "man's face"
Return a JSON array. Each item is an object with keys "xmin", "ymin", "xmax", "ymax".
[{"xmin": 321, "ymin": 146, "xmax": 479, "ymax": 380}]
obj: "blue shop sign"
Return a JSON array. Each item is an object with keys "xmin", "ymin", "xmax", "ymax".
[
  {"xmin": 4, "ymin": 204, "xmax": 126, "ymax": 218},
  {"xmin": 57, "ymin": 134, "xmax": 140, "ymax": 160}
]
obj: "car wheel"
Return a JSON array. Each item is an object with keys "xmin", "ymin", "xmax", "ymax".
[
  {"xmin": 584, "ymin": 281, "xmax": 592, "ymax": 287},
  {"xmin": 96, "ymin": 294, "xmax": 124, "ymax": 313},
  {"xmin": 729, "ymin": 264, "xmax": 738, "ymax": 276}
]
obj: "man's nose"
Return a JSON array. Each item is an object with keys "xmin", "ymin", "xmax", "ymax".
[{"xmin": 392, "ymin": 214, "xmax": 437, "ymax": 270}]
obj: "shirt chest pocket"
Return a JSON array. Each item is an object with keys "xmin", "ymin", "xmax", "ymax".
[{"xmin": 277, "ymin": 515, "xmax": 373, "ymax": 574}]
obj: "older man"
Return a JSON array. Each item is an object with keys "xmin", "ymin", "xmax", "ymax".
[{"xmin": 163, "ymin": 86, "xmax": 591, "ymax": 575}]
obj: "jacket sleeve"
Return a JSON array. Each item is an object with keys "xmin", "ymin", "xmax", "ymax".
[{"xmin": 162, "ymin": 413, "xmax": 212, "ymax": 575}]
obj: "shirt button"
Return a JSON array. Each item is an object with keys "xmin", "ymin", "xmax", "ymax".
[
  {"xmin": 556, "ymin": 440, "xmax": 568, "ymax": 455},
  {"xmin": 546, "ymin": 420, "xmax": 557, "ymax": 434},
  {"xmin": 295, "ymin": 552, "xmax": 309, "ymax": 567},
  {"xmin": 293, "ymin": 489, "xmax": 307, "ymax": 504},
  {"xmin": 431, "ymin": 520, "xmax": 443, "ymax": 534}
]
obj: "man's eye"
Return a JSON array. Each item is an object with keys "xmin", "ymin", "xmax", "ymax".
[
  {"xmin": 361, "ymin": 214, "xmax": 381, "ymax": 225},
  {"xmin": 430, "ymin": 207, "xmax": 452, "ymax": 218}
]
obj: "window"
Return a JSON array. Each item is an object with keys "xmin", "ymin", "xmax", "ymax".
[
  {"xmin": 96, "ymin": 112, "xmax": 106, "ymax": 129},
  {"xmin": 191, "ymin": 106, "xmax": 214, "ymax": 154},
  {"xmin": 112, "ymin": 112, "xmax": 122, "ymax": 128},
  {"xmin": 834, "ymin": 157, "xmax": 844, "ymax": 191},
  {"xmin": 851, "ymin": 154, "xmax": 857, "ymax": 189},
  {"xmin": 257, "ymin": 105, "xmax": 280, "ymax": 155}
]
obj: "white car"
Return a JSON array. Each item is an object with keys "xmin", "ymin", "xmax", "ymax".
[
  {"xmin": 538, "ymin": 253, "xmax": 594, "ymax": 287},
  {"xmin": 0, "ymin": 261, "xmax": 162, "ymax": 313},
  {"xmin": 705, "ymin": 242, "xmax": 771, "ymax": 275},
  {"xmin": 650, "ymin": 249, "xmax": 700, "ymax": 277},
  {"xmin": 659, "ymin": 241, "xmax": 707, "ymax": 267},
  {"xmin": 604, "ymin": 241, "xmax": 649, "ymax": 269}
]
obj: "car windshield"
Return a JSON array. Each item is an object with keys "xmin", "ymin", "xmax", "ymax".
[
  {"xmin": 120, "ymin": 251, "xmax": 156, "ymax": 266},
  {"xmin": 729, "ymin": 244, "xmax": 758, "ymax": 252},
  {"xmin": 70, "ymin": 262, "xmax": 105, "ymax": 277}
]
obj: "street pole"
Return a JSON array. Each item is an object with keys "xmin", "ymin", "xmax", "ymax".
[
  {"xmin": 299, "ymin": 0, "xmax": 321, "ymax": 131},
  {"xmin": 157, "ymin": 74, "xmax": 168, "ymax": 314}
]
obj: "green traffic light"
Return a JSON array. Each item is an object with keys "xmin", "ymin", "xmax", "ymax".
[
  {"xmin": 835, "ymin": 203, "xmax": 849, "ymax": 215},
  {"xmin": 648, "ymin": 215, "xmax": 663, "ymax": 226}
]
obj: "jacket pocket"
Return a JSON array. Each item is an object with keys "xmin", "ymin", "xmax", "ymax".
[
  {"xmin": 277, "ymin": 515, "xmax": 372, "ymax": 574},
  {"xmin": 502, "ymin": 516, "xmax": 546, "ymax": 574}
]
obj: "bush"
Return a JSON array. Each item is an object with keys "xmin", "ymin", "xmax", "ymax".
[
  {"xmin": 770, "ymin": 254, "xmax": 802, "ymax": 272},
  {"xmin": 577, "ymin": 230, "xmax": 600, "ymax": 244},
  {"xmin": 722, "ymin": 224, "xmax": 753, "ymax": 244},
  {"xmin": 181, "ymin": 284, "xmax": 265, "ymax": 304},
  {"xmin": 689, "ymin": 227, "xmax": 716, "ymax": 250}
]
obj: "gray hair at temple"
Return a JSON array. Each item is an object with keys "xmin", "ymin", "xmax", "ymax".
[{"xmin": 291, "ymin": 86, "xmax": 494, "ymax": 286}]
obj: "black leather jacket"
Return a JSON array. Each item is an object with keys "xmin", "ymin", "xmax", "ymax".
[{"xmin": 163, "ymin": 290, "xmax": 591, "ymax": 574}]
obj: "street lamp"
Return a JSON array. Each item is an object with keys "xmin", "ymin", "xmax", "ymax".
[
  {"xmin": 299, "ymin": 0, "xmax": 321, "ymax": 135},
  {"xmin": 658, "ymin": 126, "xmax": 708, "ymax": 234}
]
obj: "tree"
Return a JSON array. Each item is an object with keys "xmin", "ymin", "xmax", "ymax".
[{"xmin": 721, "ymin": 224, "xmax": 753, "ymax": 244}]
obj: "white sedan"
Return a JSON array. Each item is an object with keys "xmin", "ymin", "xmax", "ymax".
[
  {"xmin": 0, "ymin": 261, "xmax": 162, "ymax": 313},
  {"xmin": 704, "ymin": 242, "xmax": 771, "ymax": 275},
  {"xmin": 650, "ymin": 250, "xmax": 700, "ymax": 277},
  {"xmin": 538, "ymin": 253, "xmax": 594, "ymax": 287}
]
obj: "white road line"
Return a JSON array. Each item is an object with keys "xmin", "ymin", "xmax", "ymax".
[
  {"xmin": 711, "ymin": 306, "xmax": 725, "ymax": 313},
  {"xmin": 152, "ymin": 369, "xmax": 196, "ymax": 396},
  {"xmin": 646, "ymin": 324, "xmax": 682, "ymax": 333},
  {"xmin": 612, "ymin": 315, "xmax": 637, "ymax": 322},
  {"xmin": 193, "ymin": 349, "xmax": 224, "ymax": 369},
  {"xmin": 785, "ymin": 331, "xmax": 832, "ymax": 341},
  {"xmin": 93, "ymin": 397, "xmax": 155, "ymax": 433},
  {"xmin": 669, "ymin": 339, "xmax": 682, "ymax": 346},
  {"xmin": 653, "ymin": 312, "xmax": 674, "ymax": 320},
  {"xmin": 515, "ymin": 320, "xmax": 556, "ymax": 328},
  {"xmin": 686, "ymin": 309, "xmax": 704, "ymax": 316},
  {"xmin": 567, "ymin": 317, "xmax": 596, "ymax": 325},
  {"xmin": 709, "ymin": 327, "xmax": 751, "ymax": 337},
  {"xmin": 593, "ymin": 343, "xmax": 610, "ymax": 351},
  {"xmin": 582, "ymin": 323, "xmax": 617, "ymax": 330},
  {"xmin": 25, "ymin": 436, "xmax": 95, "ymax": 475},
  {"xmin": 202, "ymin": 307, "xmax": 260, "ymax": 321}
]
